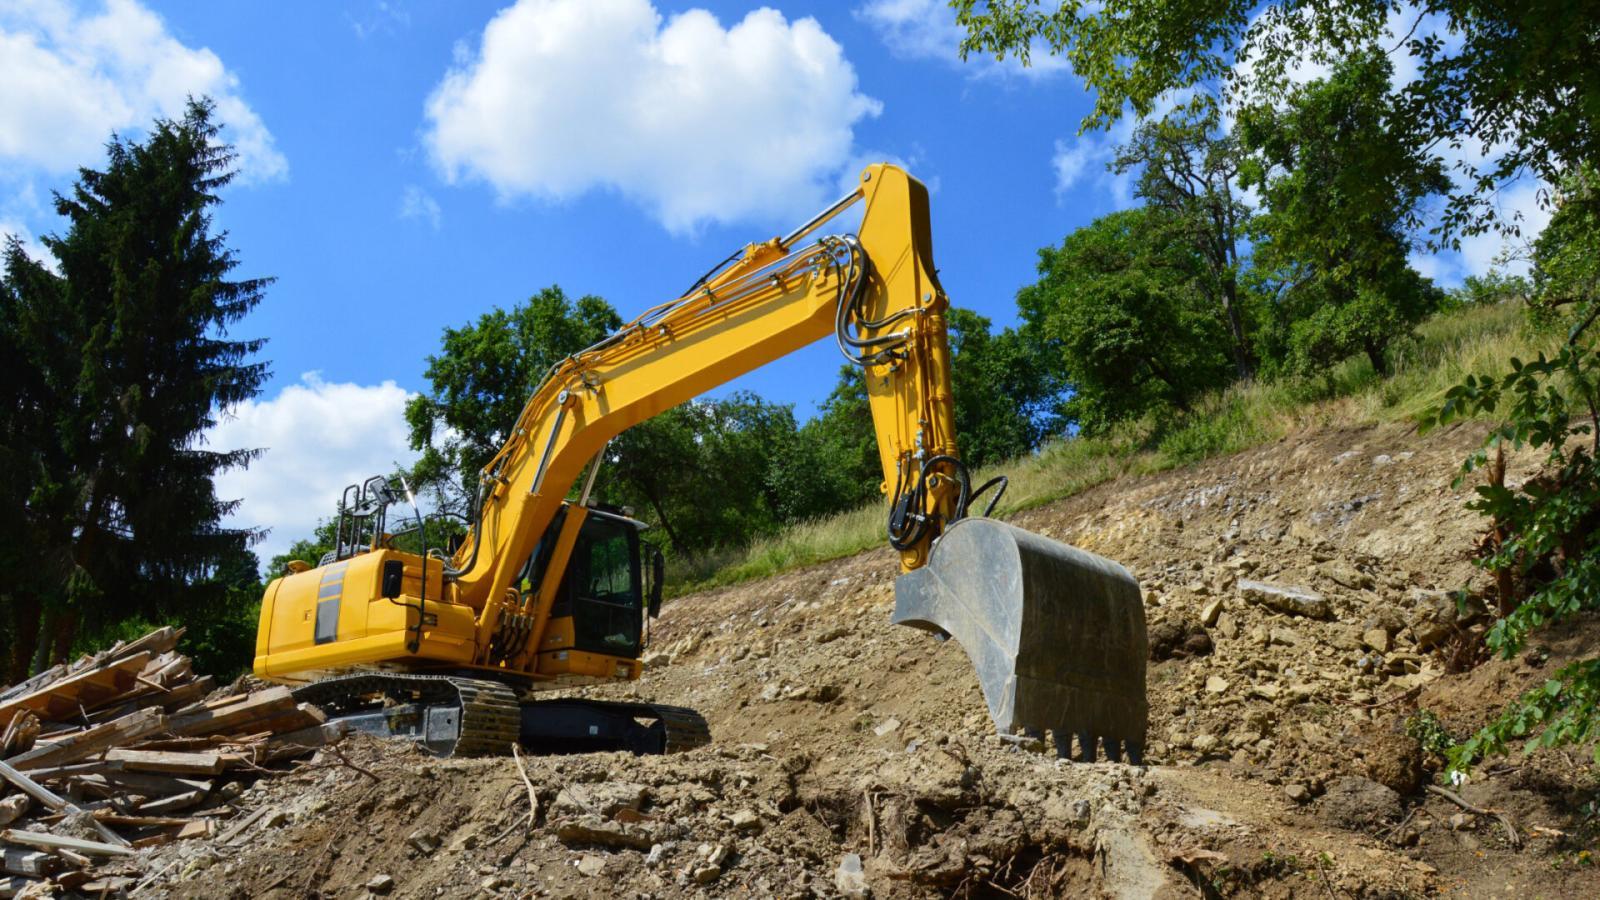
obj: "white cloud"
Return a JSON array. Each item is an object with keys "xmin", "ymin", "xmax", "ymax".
[
  {"xmin": 855, "ymin": 0, "xmax": 1069, "ymax": 79},
  {"xmin": 0, "ymin": 0, "xmax": 286, "ymax": 183},
  {"xmin": 399, "ymin": 185, "xmax": 442, "ymax": 230},
  {"xmin": 207, "ymin": 373, "xmax": 418, "ymax": 569},
  {"xmin": 424, "ymin": 0, "xmax": 881, "ymax": 234},
  {"xmin": 349, "ymin": 0, "xmax": 411, "ymax": 40},
  {"xmin": 1450, "ymin": 179, "xmax": 1553, "ymax": 279}
]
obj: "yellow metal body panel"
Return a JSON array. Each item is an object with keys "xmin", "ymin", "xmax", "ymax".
[
  {"xmin": 255, "ymin": 164, "xmax": 960, "ymax": 687},
  {"xmin": 253, "ymin": 549, "xmax": 475, "ymax": 680}
]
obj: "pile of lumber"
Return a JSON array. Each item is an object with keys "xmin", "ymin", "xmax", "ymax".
[{"xmin": 0, "ymin": 628, "xmax": 342, "ymax": 896}]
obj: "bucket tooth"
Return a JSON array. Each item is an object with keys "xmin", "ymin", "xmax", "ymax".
[{"xmin": 892, "ymin": 518, "xmax": 1148, "ymax": 760}]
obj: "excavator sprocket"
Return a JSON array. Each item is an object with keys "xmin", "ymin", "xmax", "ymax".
[{"xmin": 892, "ymin": 518, "xmax": 1148, "ymax": 763}]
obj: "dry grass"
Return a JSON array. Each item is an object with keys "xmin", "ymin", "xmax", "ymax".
[{"xmin": 669, "ymin": 300, "xmax": 1544, "ymax": 594}]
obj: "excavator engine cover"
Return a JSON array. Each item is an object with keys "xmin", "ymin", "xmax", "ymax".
[{"xmin": 892, "ymin": 518, "xmax": 1148, "ymax": 762}]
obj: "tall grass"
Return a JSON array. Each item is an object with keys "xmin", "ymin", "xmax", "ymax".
[{"xmin": 668, "ymin": 301, "xmax": 1545, "ymax": 594}]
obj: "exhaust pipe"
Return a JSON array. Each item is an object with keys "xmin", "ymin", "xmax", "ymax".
[{"xmin": 892, "ymin": 518, "xmax": 1148, "ymax": 763}]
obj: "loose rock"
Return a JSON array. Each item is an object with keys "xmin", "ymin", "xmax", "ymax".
[
  {"xmin": 1239, "ymin": 579, "xmax": 1333, "ymax": 619},
  {"xmin": 836, "ymin": 853, "xmax": 869, "ymax": 898}
]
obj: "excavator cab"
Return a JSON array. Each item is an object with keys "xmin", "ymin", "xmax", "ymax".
[{"xmin": 522, "ymin": 504, "xmax": 663, "ymax": 665}]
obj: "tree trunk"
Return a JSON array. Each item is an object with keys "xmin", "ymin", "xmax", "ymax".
[
  {"xmin": 640, "ymin": 486, "xmax": 683, "ymax": 554},
  {"xmin": 48, "ymin": 608, "xmax": 79, "ymax": 667},
  {"xmin": 1221, "ymin": 276, "xmax": 1253, "ymax": 381},
  {"xmin": 3, "ymin": 593, "xmax": 42, "ymax": 684},
  {"xmin": 1365, "ymin": 341, "xmax": 1389, "ymax": 376}
]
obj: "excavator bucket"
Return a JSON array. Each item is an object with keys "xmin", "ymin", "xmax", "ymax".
[{"xmin": 892, "ymin": 518, "xmax": 1148, "ymax": 763}]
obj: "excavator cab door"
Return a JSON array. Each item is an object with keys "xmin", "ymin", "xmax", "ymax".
[{"xmin": 550, "ymin": 514, "xmax": 645, "ymax": 658}]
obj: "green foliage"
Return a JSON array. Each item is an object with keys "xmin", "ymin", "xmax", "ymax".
[
  {"xmin": 1113, "ymin": 109, "xmax": 1257, "ymax": 379},
  {"xmin": 679, "ymin": 296, "xmax": 1535, "ymax": 594},
  {"xmin": 1018, "ymin": 207, "xmax": 1235, "ymax": 433},
  {"xmin": 406, "ymin": 286, "xmax": 620, "ymax": 508},
  {"xmin": 0, "ymin": 98, "xmax": 267, "ymax": 680},
  {"xmin": 74, "ymin": 549, "xmax": 264, "ymax": 684},
  {"xmin": 1405, "ymin": 710, "xmax": 1459, "ymax": 756},
  {"xmin": 1238, "ymin": 50, "xmax": 1448, "ymax": 376},
  {"xmin": 947, "ymin": 308, "xmax": 1065, "ymax": 466},
  {"xmin": 1454, "ymin": 271, "xmax": 1532, "ymax": 309},
  {"xmin": 604, "ymin": 392, "xmax": 814, "ymax": 554},
  {"xmin": 267, "ymin": 518, "xmax": 339, "ymax": 579},
  {"xmin": 1424, "ymin": 315, "xmax": 1600, "ymax": 772},
  {"xmin": 1531, "ymin": 169, "xmax": 1600, "ymax": 319},
  {"xmin": 954, "ymin": 0, "xmax": 1599, "ymax": 241}
]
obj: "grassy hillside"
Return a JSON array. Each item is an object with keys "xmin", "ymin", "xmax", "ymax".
[{"xmin": 669, "ymin": 300, "xmax": 1543, "ymax": 594}]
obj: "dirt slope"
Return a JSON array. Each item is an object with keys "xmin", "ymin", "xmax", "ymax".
[{"xmin": 145, "ymin": 421, "xmax": 1600, "ymax": 898}]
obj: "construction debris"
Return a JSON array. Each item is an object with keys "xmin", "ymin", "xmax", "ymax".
[{"xmin": 0, "ymin": 627, "xmax": 343, "ymax": 895}]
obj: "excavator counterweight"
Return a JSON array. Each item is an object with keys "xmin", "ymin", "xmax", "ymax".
[{"xmin": 252, "ymin": 164, "xmax": 1147, "ymax": 761}]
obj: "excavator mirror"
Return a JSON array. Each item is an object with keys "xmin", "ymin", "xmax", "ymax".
[
  {"xmin": 646, "ymin": 545, "xmax": 665, "ymax": 618},
  {"xmin": 381, "ymin": 559, "xmax": 404, "ymax": 599}
]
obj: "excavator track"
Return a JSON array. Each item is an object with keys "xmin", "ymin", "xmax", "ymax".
[
  {"xmin": 518, "ymin": 697, "xmax": 711, "ymax": 755},
  {"xmin": 294, "ymin": 674, "xmax": 710, "ymax": 757},
  {"xmin": 292, "ymin": 673, "xmax": 520, "ymax": 758}
]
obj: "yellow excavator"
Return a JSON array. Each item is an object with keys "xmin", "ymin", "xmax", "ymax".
[{"xmin": 253, "ymin": 165, "xmax": 1148, "ymax": 762}]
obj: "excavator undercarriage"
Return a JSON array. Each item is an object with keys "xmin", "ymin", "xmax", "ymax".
[{"xmin": 292, "ymin": 673, "xmax": 710, "ymax": 757}]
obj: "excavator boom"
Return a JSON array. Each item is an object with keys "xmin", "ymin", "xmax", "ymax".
[{"xmin": 253, "ymin": 165, "xmax": 1147, "ymax": 761}]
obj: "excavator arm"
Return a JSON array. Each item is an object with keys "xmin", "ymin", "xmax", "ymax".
[{"xmin": 254, "ymin": 164, "xmax": 1147, "ymax": 762}]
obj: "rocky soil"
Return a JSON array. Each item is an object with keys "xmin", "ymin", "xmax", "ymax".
[{"xmin": 139, "ymin": 421, "xmax": 1600, "ymax": 898}]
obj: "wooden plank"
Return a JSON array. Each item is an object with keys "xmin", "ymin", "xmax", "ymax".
[
  {"xmin": 155, "ymin": 676, "xmax": 214, "ymax": 711},
  {"xmin": 8, "ymin": 706, "xmax": 168, "ymax": 771},
  {"xmin": 0, "ymin": 797, "xmax": 28, "ymax": 828},
  {"xmin": 166, "ymin": 687, "xmax": 296, "ymax": 738},
  {"xmin": 0, "ymin": 653, "xmax": 153, "ymax": 726},
  {"xmin": 176, "ymin": 819, "xmax": 213, "ymax": 840},
  {"xmin": 1, "ymin": 849, "xmax": 57, "ymax": 878},
  {"xmin": 242, "ymin": 703, "xmax": 326, "ymax": 738},
  {"xmin": 137, "ymin": 790, "xmax": 207, "ymax": 815},
  {"xmin": 0, "ymin": 759, "xmax": 129, "ymax": 848},
  {"xmin": 92, "ymin": 813, "xmax": 193, "ymax": 828},
  {"xmin": 253, "ymin": 721, "xmax": 346, "ymax": 765},
  {"xmin": 78, "ymin": 876, "xmax": 137, "ymax": 894},
  {"xmin": 0, "ymin": 875, "xmax": 41, "ymax": 899},
  {"xmin": 18, "ymin": 760, "xmax": 125, "ymax": 782},
  {"xmin": 103, "ymin": 749, "xmax": 226, "ymax": 775},
  {"xmin": 49, "ymin": 847, "xmax": 92, "ymax": 868},
  {"xmin": 216, "ymin": 805, "xmax": 274, "ymax": 844},
  {"xmin": 75, "ymin": 772, "xmax": 211, "ymax": 798},
  {"xmin": 0, "ymin": 829, "xmax": 135, "ymax": 857},
  {"xmin": 110, "ymin": 627, "xmax": 184, "ymax": 663}
]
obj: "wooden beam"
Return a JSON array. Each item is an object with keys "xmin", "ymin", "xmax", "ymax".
[
  {"xmin": 0, "ymin": 829, "xmax": 135, "ymax": 857},
  {"xmin": 7, "ymin": 706, "xmax": 167, "ymax": 771},
  {"xmin": 0, "ymin": 653, "xmax": 154, "ymax": 725},
  {"xmin": 102, "ymin": 749, "xmax": 227, "ymax": 776},
  {"xmin": 0, "ymin": 759, "xmax": 129, "ymax": 848},
  {"xmin": 0, "ymin": 849, "xmax": 57, "ymax": 878},
  {"xmin": 165, "ymin": 687, "xmax": 297, "ymax": 738},
  {"xmin": 0, "ymin": 875, "xmax": 42, "ymax": 899},
  {"xmin": 136, "ymin": 789, "xmax": 208, "ymax": 815}
]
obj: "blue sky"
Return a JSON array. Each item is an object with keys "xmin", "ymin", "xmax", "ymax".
[{"xmin": 0, "ymin": 0, "xmax": 1536, "ymax": 562}]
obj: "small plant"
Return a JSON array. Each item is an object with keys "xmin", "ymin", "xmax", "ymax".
[
  {"xmin": 1405, "ymin": 710, "xmax": 1459, "ymax": 756},
  {"xmin": 1422, "ymin": 306, "xmax": 1600, "ymax": 775}
]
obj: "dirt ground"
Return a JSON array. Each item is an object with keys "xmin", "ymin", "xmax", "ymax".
[{"xmin": 125, "ymin": 421, "xmax": 1600, "ymax": 898}]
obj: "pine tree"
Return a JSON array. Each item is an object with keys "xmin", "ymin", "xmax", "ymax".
[{"xmin": 0, "ymin": 98, "xmax": 269, "ymax": 677}]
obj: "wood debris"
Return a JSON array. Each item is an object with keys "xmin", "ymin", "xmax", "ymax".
[{"xmin": 0, "ymin": 627, "xmax": 345, "ymax": 895}]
